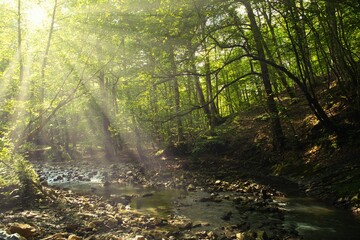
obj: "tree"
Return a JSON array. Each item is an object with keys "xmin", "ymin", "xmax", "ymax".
[{"xmin": 240, "ymin": 0, "xmax": 284, "ymax": 150}]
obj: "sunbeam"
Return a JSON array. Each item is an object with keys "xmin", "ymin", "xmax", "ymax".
[{"xmin": 25, "ymin": 4, "xmax": 49, "ymax": 30}]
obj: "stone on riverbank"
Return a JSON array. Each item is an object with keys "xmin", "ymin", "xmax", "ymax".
[{"xmin": 8, "ymin": 223, "xmax": 37, "ymax": 239}]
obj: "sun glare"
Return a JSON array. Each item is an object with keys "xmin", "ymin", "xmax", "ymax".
[{"xmin": 25, "ymin": 5, "xmax": 48, "ymax": 29}]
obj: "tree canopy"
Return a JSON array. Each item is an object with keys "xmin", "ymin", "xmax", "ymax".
[{"xmin": 1, "ymin": 0, "xmax": 359, "ymax": 186}]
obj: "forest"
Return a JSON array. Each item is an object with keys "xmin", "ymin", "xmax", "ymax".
[{"xmin": 1, "ymin": 0, "xmax": 360, "ymax": 239}]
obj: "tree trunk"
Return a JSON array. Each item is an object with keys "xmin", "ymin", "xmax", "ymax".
[
  {"xmin": 169, "ymin": 44, "xmax": 185, "ymax": 142},
  {"xmin": 241, "ymin": 0, "xmax": 285, "ymax": 150},
  {"xmin": 261, "ymin": 3, "xmax": 296, "ymax": 99},
  {"xmin": 35, "ymin": 0, "xmax": 58, "ymax": 146},
  {"xmin": 17, "ymin": 0, "xmax": 23, "ymax": 85},
  {"xmin": 204, "ymin": 53, "xmax": 221, "ymax": 129},
  {"xmin": 325, "ymin": 1, "xmax": 359, "ymax": 108}
]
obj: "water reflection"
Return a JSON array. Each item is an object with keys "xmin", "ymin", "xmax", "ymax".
[
  {"xmin": 51, "ymin": 181, "xmax": 360, "ymax": 240},
  {"xmin": 278, "ymin": 197, "xmax": 360, "ymax": 240}
]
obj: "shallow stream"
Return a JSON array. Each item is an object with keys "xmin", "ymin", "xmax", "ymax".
[
  {"xmin": 279, "ymin": 196, "xmax": 360, "ymax": 240},
  {"xmin": 41, "ymin": 165, "xmax": 360, "ymax": 240}
]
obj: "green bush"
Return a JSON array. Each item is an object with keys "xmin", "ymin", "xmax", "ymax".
[
  {"xmin": 191, "ymin": 135, "xmax": 228, "ymax": 157},
  {"xmin": 0, "ymin": 135, "xmax": 39, "ymax": 207}
]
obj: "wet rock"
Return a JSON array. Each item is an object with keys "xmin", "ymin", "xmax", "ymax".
[
  {"xmin": 0, "ymin": 230, "xmax": 24, "ymax": 240},
  {"xmin": 54, "ymin": 175, "xmax": 63, "ymax": 181},
  {"xmin": 109, "ymin": 195, "xmax": 132, "ymax": 206},
  {"xmin": 8, "ymin": 223, "xmax": 37, "ymax": 239},
  {"xmin": 192, "ymin": 221, "xmax": 210, "ymax": 228},
  {"xmin": 169, "ymin": 219, "xmax": 192, "ymax": 230},
  {"xmin": 103, "ymin": 181, "xmax": 111, "ymax": 187},
  {"xmin": 142, "ymin": 193, "xmax": 154, "ymax": 198},
  {"xmin": 76, "ymin": 175, "xmax": 84, "ymax": 181}
]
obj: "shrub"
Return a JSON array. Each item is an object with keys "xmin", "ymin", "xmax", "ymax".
[{"xmin": 0, "ymin": 135, "xmax": 39, "ymax": 208}]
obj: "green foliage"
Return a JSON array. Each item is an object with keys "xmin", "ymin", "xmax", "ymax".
[
  {"xmin": 0, "ymin": 136, "xmax": 18, "ymax": 186},
  {"xmin": 15, "ymin": 156, "xmax": 39, "ymax": 203},
  {"xmin": 0, "ymin": 136, "xmax": 39, "ymax": 206},
  {"xmin": 0, "ymin": 0, "xmax": 358, "ymax": 161},
  {"xmin": 191, "ymin": 134, "xmax": 228, "ymax": 157}
]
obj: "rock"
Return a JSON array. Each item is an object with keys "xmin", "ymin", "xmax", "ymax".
[
  {"xmin": 134, "ymin": 236, "xmax": 145, "ymax": 240},
  {"xmin": 207, "ymin": 231, "xmax": 216, "ymax": 238},
  {"xmin": 192, "ymin": 221, "xmax": 209, "ymax": 228},
  {"xmin": 215, "ymin": 180, "xmax": 222, "ymax": 185},
  {"xmin": 104, "ymin": 218, "xmax": 119, "ymax": 228},
  {"xmin": 55, "ymin": 175, "xmax": 63, "ymax": 181},
  {"xmin": 68, "ymin": 235, "xmax": 82, "ymax": 240},
  {"xmin": 89, "ymin": 220, "xmax": 104, "ymax": 227},
  {"xmin": 0, "ymin": 230, "xmax": 24, "ymax": 240},
  {"xmin": 64, "ymin": 224, "xmax": 80, "ymax": 232},
  {"xmin": 40, "ymin": 180, "xmax": 49, "ymax": 187},
  {"xmin": 77, "ymin": 175, "xmax": 84, "ymax": 181},
  {"xmin": 187, "ymin": 184, "xmax": 196, "ymax": 192},
  {"xmin": 42, "ymin": 232, "xmax": 68, "ymax": 240},
  {"xmin": 103, "ymin": 181, "xmax": 111, "ymax": 187},
  {"xmin": 236, "ymin": 232, "xmax": 245, "ymax": 240},
  {"xmin": 169, "ymin": 219, "xmax": 192, "ymax": 230},
  {"xmin": 8, "ymin": 223, "xmax": 37, "ymax": 238},
  {"xmin": 142, "ymin": 193, "xmax": 154, "ymax": 198}
]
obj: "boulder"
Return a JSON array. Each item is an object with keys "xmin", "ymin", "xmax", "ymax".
[{"xmin": 8, "ymin": 223, "xmax": 37, "ymax": 239}]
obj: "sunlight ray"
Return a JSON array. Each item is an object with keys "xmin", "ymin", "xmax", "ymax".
[{"xmin": 24, "ymin": 3, "xmax": 49, "ymax": 30}]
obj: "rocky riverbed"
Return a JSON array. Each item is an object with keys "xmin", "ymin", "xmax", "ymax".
[
  {"xmin": 3, "ymin": 154, "xmax": 360, "ymax": 240},
  {"xmin": 0, "ymin": 158, "xmax": 304, "ymax": 240}
]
